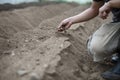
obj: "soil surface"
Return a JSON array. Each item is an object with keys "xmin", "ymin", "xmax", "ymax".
[{"xmin": 0, "ymin": 2, "xmax": 113, "ymax": 80}]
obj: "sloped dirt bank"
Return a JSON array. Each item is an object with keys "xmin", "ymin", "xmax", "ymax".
[
  {"xmin": 42, "ymin": 25, "xmax": 107, "ymax": 80},
  {"xmin": 0, "ymin": 2, "xmax": 112, "ymax": 80},
  {"xmin": 0, "ymin": 2, "xmax": 78, "ymax": 53}
]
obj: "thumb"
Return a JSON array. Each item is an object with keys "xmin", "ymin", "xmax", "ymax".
[{"xmin": 103, "ymin": 11, "xmax": 107, "ymax": 16}]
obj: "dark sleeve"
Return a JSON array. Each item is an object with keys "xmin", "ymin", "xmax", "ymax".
[{"xmin": 93, "ymin": 0, "xmax": 103, "ymax": 2}]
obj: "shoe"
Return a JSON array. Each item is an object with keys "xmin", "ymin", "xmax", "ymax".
[
  {"xmin": 101, "ymin": 61, "xmax": 120, "ymax": 80},
  {"xmin": 111, "ymin": 53, "xmax": 120, "ymax": 64},
  {"xmin": 101, "ymin": 71, "xmax": 120, "ymax": 80}
]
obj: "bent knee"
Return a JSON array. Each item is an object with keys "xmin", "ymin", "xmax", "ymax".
[
  {"xmin": 90, "ymin": 41, "xmax": 105, "ymax": 53},
  {"xmin": 87, "ymin": 36, "xmax": 109, "ymax": 62},
  {"xmin": 89, "ymin": 42, "xmax": 110, "ymax": 62}
]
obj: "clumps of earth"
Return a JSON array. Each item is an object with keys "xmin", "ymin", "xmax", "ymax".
[{"xmin": 0, "ymin": 2, "xmax": 112, "ymax": 80}]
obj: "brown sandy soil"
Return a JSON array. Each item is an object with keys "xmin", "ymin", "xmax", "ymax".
[
  {"xmin": 0, "ymin": 2, "xmax": 78, "ymax": 52},
  {"xmin": 0, "ymin": 2, "xmax": 113, "ymax": 80}
]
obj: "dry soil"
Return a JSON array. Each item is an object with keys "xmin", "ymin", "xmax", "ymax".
[{"xmin": 0, "ymin": 2, "xmax": 112, "ymax": 80}]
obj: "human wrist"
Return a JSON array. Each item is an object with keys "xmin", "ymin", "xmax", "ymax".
[
  {"xmin": 69, "ymin": 16, "xmax": 79, "ymax": 24},
  {"xmin": 68, "ymin": 17, "xmax": 75, "ymax": 25}
]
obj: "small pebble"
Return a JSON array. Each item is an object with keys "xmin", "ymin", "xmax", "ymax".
[
  {"xmin": 17, "ymin": 69, "xmax": 28, "ymax": 76},
  {"xmin": 30, "ymin": 73, "xmax": 40, "ymax": 80},
  {"xmin": 11, "ymin": 51, "xmax": 15, "ymax": 56}
]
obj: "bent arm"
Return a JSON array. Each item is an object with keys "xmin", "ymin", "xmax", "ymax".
[
  {"xmin": 108, "ymin": 0, "xmax": 120, "ymax": 8},
  {"xmin": 70, "ymin": 1, "xmax": 104, "ymax": 24}
]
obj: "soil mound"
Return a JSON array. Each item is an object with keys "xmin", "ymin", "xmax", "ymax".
[
  {"xmin": 14, "ymin": 3, "xmax": 78, "ymax": 27},
  {"xmin": 0, "ymin": 2, "xmax": 78, "ymax": 53},
  {"xmin": 0, "ymin": 2, "xmax": 112, "ymax": 80}
]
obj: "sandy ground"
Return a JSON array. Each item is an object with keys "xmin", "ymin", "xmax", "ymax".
[{"xmin": 0, "ymin": 2, "xmax": 113, "ymax": 80}]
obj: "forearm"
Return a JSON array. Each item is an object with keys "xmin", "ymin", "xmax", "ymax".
[
  {"xmin": 70, "ymin": 8, "xmax": 99, "ymax": 24},
  {"xmin": 108, "ymin": 0, "xmax": 120, "ymax": 8}
]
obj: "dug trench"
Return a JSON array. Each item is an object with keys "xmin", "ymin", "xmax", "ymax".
[{"xmin": 0, "ymin": 2, "xmax": 112, "ymax": 80}]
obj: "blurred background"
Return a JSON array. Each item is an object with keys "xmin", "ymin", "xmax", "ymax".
[{"xmin": 0, "ymin": 0, "xmax": 92, "ymax": 4}]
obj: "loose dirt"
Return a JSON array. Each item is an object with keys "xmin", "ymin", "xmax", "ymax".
[{"xmin": 0, "ymin": 2, "xmax": 112, "ymax": 80}]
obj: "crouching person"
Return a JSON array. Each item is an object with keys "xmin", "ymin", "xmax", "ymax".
[{"xmin": 58, "ymin": 0, "xmax": 120, "ymax": 80}]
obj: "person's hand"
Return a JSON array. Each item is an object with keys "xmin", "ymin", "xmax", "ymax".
[
  {"xmin": 58, "ymin": 17, "xmax": 73, "ymax": 32},
  {"xmin": 99, "ymin": 2, "xmax": 111, "ymax": 19}
]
